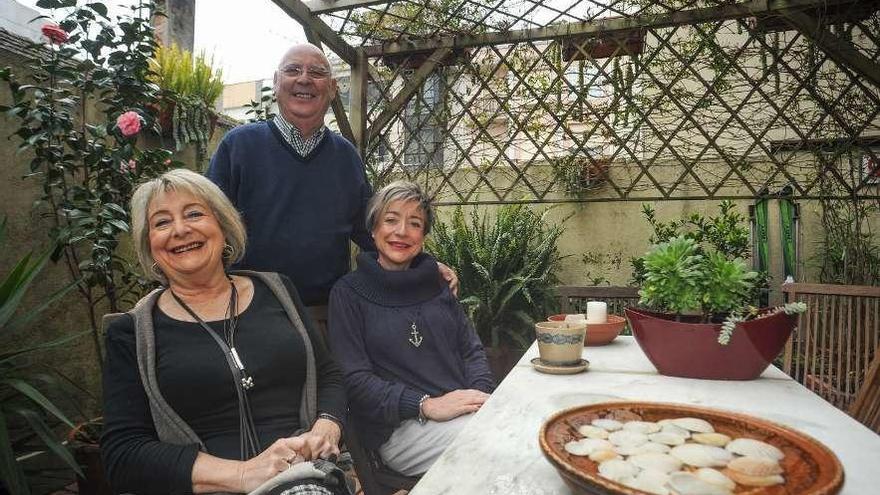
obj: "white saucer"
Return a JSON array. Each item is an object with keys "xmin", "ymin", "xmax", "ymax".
[{"xmin": 531, "ymin": 357, "xmax": 590, "ymax": 375}]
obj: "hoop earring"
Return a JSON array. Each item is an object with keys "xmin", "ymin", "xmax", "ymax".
[
  {"xmin": 150, "ymin": 261, "xmax": 164, "ymax": 280},
  {"xmin": 222, "ymin": 243, "xmax": 234, "ymax": 260}
]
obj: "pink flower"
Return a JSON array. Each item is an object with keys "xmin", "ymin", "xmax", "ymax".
[
  {"xmin": 118, "ymin": 159, "xmax": 137, "ymax": 173},
  {"xmin": 163, "ymin": 158, "xmax": 172, "ymax": 166},
  {"xmin": 41, "ymin": 24, "xmax": 69, "ymax": 44},
  {"xmin": 116, "ymin": 111, "xmax": 141, "ymax": 137}
]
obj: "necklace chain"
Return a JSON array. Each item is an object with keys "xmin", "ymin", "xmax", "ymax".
[{"xmin": 170, "ymin": 278, "xmax": 254, "ymax": 390}]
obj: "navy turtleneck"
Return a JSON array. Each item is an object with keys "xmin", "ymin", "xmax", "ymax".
[{"xmin": 327, "ymin": 252, "xmax": 495, "ymax": 450}]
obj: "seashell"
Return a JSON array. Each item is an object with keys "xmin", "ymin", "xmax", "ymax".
[
  {"xmin": 692, "ymin": 432, "xmax": 731, "ymax": 447},
  {"xmin": 725, "ymin": 469, "xmax": 785, "ymax": 487},
  {"xmin": 725, "ymin": 438, "xmax": 784, "ymax": 461},
  {"xmin": 670, "ymin": 443, "xmax": 733, "ymax": 467},
  {"xmin": 628, "ymin": 452, "xmax": 682, "ymax": 473},
  {"xmin": 589, "ymin": 449, "xmax": 620, "ymax": 462},
  {"xmin": 640, "ymin": 442, "xmax": 672, "ymax": 454},
  {"xmin": 592, "ymin": 418, "xmax": 624, "ymax": 431},
  {"xmin": 661, "ymin": 423, "xmax": 691, "ymax": 439},
  {"xmin": 670, "ymin": 417, "xmax": 715, "ymax": 433},
  {"xmin": 728, "ymin": 456, "xmax": 783, "ymax": 476},
  {"xmin": 614, "ymin": 444, "xmax": 647, "ymax": 456},
  {"xmin": 623, "ymin": 420, "xmax": 662, "ymax": 434},
  {"xmin": 649, "ymin": 432, "xmax": 686, "ymax": 446},
  {"xmin": 598, "ymin": 459, "xmax": 640, "ymax": 481},
  {"xmin": 609, "ymin": 430, "xmax": 649, "ymax": 447},
  {"xmin": 577, "ymin": 424, "xmax": 610, "ymax": 439},
  {"xmin": 564, "ymin": 439, "xmax": 592, "ymax": 456},
  {"xmin": 667, "ymin": 472, "xmax": 733, "ymax": 495},
  {"xmin": 625, "ymin": 470, "xmax": 669, "ymax": 495},
  {"xmin": 695, "ymin": 468, "xmax": 736, "ymax": 490}
]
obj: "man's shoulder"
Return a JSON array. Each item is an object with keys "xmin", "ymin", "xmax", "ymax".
[
  {"xmin": 322, "ymin": 131, "xmax": 360, "ymax": 157},
  {"xmin": 222, "ymin": 121, "xmax": 274, "ymax": 143}
]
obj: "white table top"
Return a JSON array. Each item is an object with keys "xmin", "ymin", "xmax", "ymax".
[{"xmin": 410, "ymin": 336, "xmax": 880, "ymax": 495}]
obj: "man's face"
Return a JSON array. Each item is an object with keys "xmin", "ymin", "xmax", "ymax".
[{"xmin": 274, "ymin": 46, "xmax": 337, "ymax": 134}]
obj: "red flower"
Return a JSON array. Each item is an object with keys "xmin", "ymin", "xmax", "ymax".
[
  {"xmin": 41, "ymin": 24, "xmax": 69, "ymax": 44},
  {"xmin": 116, "ymin": 111, "xmax": 142, "ymax": 137}
]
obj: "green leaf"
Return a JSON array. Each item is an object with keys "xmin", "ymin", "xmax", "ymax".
[
  {"xmin": 14, "ymin": 407, "xmax": 84, "ymax": 477},
  {"xmin": 1, "ymin": 378, "xmax": 75, "ymax": 429},
  {"xmin": 0, "ymin": 411, "xmax": 30, "ymax": 495}
]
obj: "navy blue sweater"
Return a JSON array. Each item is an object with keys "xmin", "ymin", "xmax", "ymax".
[
  {"xmin": 207, "ymin": 122, "xmax": 373, "ymax": 306},
  {"xmin": 328, "ymin": 253, "xmax": 496, "ymax": 450}
]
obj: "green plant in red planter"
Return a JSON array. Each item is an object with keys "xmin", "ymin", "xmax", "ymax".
[{"xmin": 626, "ymin": 204, "xmax": 806, "ymax": 380}]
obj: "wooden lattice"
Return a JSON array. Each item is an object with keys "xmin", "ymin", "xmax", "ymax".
[{"xmin": 276, "ymin": 0, "xmax": 880, "ymax": 204}]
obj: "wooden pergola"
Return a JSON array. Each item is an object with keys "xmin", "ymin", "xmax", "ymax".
[{"xmin": 271, "ymin": 0, "xmax": 880, "ymax": 204}]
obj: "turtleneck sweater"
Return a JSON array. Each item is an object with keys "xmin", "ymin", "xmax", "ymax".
[{"xmin": 328, "ymin": 252, "xmax": 495, "ymax": 450}]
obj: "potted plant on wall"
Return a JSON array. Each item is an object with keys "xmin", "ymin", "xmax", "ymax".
[
  {"xmin": 625, "ymin": 202, "xmax": 806, "ymax": 380},
  {"xmin": 427, "ymin": 204, "xmax": 565, "ymax": 381}
]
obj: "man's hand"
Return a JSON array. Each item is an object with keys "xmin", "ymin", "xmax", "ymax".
[
  {"xmin": 421, "ymin": 389, "xmax": 489, "ymax": 422},
  {"xmin": 437, "ymin": 262, "xmax": 459, "ymax": 297}
]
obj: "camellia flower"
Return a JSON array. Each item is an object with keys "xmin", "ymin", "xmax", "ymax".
[
  {"xmin": 116, "ymin": 111, "xmax": 142, "ymax": 137},
  {"xmin": 41, "ymin": 24, "xmax": 69, "ymax": 44}
]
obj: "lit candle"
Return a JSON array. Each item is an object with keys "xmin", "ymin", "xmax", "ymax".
[{"xmin": 586, "ymin": 301, "xmax": 607, "ymax": 324}]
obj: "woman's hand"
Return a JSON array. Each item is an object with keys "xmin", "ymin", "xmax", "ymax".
[
  {"xmin": 295, "ymin": 418, "xmax": 342, "ymax": 461},
  {"xmin": 437, "ymin": 262, "xmax": 459, "ymax": 297},
  {"xmin": 421, "ymin": 389, "xmax": 489, "ymax": 422},
  {"xmin": 236, "ymin": 437, "xmax": 307, "ymax": 492}
]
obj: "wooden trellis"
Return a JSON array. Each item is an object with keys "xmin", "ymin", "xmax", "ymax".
[{"xmin": 273, "ymin": 0, "xmax": 880, "ymax": 205}]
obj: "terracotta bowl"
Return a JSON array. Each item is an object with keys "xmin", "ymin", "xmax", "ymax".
[
  {"xmin": 539, "ymin": 401, "xmax": 844, "ymax": 495},
  {"xmin": 548, "ymin": 314, "xmax": 627, "ymax": 346}
]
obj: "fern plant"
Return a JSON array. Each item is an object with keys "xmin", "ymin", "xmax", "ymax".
[{"xmin": 426, "ymin": 205, "xmax": 565, "ymax": 349}]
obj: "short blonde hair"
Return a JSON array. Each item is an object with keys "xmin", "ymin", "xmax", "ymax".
[
  {"xmin": 366, "ymin": 181, "xmax": 434, "ymax": 235},
  {"xmin": 130, "ymin": 168, "xmax": 246, "ymax": 282}
]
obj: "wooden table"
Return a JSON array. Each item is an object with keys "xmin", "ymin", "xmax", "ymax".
[{"xmin": 410, "ymin": 336, "xmax": 880, "ymax": 494}]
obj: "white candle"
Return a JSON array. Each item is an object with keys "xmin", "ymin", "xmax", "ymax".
[{"xmin": 586, "ymin": 301, "xmax": 607, "ymax": 324}]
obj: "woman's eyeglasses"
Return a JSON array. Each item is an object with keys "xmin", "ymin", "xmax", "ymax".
[{"xmin": 280, "ymin": 63, "xmax": 331, "ymax": 80}]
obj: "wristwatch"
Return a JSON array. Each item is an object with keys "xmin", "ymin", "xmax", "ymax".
[{"xmin": 417, "ymin": 394, "xmax": 431, "ymax": 425}]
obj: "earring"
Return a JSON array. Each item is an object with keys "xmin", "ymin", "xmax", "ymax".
[
  {"xmin": 150, "ymin": 262, "xmax": 164, "ymax": 279},
  {"xmin": 222, "ymin": 243, "xmax": 234, "ymax": 260}
]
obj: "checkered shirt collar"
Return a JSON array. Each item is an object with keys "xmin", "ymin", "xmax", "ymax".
[{"xmin": 273, "ymin": 114, "xmax": 326, "ymax": 157}]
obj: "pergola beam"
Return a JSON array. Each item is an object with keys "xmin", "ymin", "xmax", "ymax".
[
  {"xmin": 362, "ymin": 0, "xmax": 850, "ymax": 57},
  {"xmin": 366, "ymin": 47, "xmax": 452, "ymax": 143},
  {"xmin": 305, "ymin": 0, "xmax": 393, "ymax": 15},
  {"xmin": 271, "ymin": 0, "xmax": 357, "ymax": 63},
  {"xmin": 302, "ymin": 27, "xmax": 357, "ymax": 144},
  {"xmin": 780, "ymin": 9, "xmax": 880, "ymax": 90}
]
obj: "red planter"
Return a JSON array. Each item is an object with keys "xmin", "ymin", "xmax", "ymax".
[{"xmin": 625, "ymin": 308, "xmax": 798, "ymax": 380}]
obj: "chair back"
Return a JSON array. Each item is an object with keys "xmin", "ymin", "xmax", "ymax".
[
  {"xmin": 782, "ymin": 283, "xmax": 880, "ymax": 411},
  {"xmin": 556, "ymin": 286, "xmax": 640, "ymax": 333},
  {"xmin": 849, "ymin": 346, "xmax": 880, "ymax": 434}
]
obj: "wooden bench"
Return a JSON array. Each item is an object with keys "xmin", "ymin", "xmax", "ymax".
[{"xmin": 555, "ymin": 285, "xmax": 640, "ymax": 333}]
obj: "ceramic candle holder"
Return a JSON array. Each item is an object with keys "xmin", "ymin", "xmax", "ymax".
[{"xmin": 535, "ymin": 321, "xmax": 586, "ymax": 366}]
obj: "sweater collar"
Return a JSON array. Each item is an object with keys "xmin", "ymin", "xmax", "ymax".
[{"xmin": 347, "ymin": 252, "xmax": 444, "ymax": 307}]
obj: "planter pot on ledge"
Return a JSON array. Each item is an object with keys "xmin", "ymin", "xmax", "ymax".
[{"xmin": 625, "ymin": 307, "xmax": 798, "ymax": 380}]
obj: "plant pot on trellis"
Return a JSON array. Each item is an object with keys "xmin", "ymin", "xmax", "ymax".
[
  {"xmin": 148, "ymin": 97, "xmax": 218, "ymax": 150},
  {"xmin": 625, "ymin": 307, "xmax": 798, "ymax": 380}
]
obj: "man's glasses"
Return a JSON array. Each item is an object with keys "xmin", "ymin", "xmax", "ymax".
[{"xmin": 280, "ymin": 63, "xmax": 331, "ymax": 80}]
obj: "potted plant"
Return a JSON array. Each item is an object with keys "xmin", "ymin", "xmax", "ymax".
[
  {"xmin": 147, "ymin": 43, "xmax": 224, "ymax": 152},
  {"xmin": 625, "ymin": 203, "xmax": 806, "ymax": 380},
  {"xmin": 427, "ymin": 204, "xmax": 565, "ymax": 381}
]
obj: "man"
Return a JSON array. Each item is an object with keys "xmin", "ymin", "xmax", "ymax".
[{"xmin": 207, "ymin": 43, "xmax": 456, "ymax": 314}]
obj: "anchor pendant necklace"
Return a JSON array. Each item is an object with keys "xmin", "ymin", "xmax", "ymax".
[{"xmin": 406, "ymin": 305, "xmax": 424, "ymax": 348}]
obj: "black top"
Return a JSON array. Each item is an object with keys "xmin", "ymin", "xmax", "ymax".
[
  {"xmin": 328, "ymin": 253, "xmax": 495, "ymax": 449},
  {"xmin": 101, "ymin": 276, "xmax": 346, "ymax": 494}
]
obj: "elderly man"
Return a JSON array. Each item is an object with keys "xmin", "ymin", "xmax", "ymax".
[{"xmin": 207, "ymin": 43, "xmax": 456, "ymax": 316}]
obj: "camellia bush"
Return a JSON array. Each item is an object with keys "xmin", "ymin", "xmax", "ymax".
[{"xmin": 0, "ymin": 0, "xmax": 175, "ymax": 354}]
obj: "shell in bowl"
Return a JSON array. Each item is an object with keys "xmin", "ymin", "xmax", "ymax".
[
  {"xmin": 548, "ymin": 314, "xmax": 627, "ymax": 346},
  {"xmin": 539, "ymin": 401, "xmax": 843, "ymax": 495}
]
